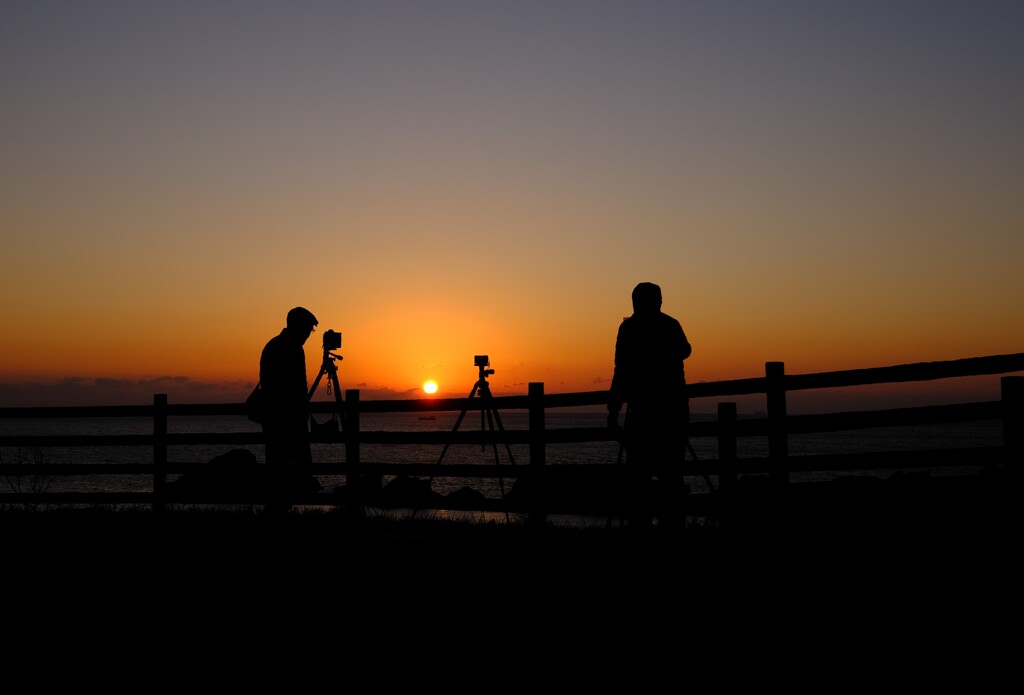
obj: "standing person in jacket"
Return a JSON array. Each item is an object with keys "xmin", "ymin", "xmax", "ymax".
[{"xmin": 608, "ymin": 282, "xmax": 692, "ymax": 529}]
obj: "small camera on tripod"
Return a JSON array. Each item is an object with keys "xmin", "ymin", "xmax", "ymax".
[
  {"xmin": 323, "ymin": 330, "xmax": 342, "ymax": 351},
  {"xmin": 474, "ymin": 354, "xmax": 495, "ymax": 377}
]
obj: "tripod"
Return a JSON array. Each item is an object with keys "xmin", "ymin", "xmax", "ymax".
[
  {"xmin": 432, "ymin": 357, "xmax": 515, "ymax": 517},
  {"xmin": 308, "ymin": 344, "xmax": 345, "ymax": 432},
  {"xmin": 610, "ymin": 405, "xmax": 715, "ymax": 529},
  {"xmin": 615, "ymin": 405, "xmax": 713, "ymax": 491}
]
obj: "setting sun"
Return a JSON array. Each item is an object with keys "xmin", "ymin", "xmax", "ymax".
[{"xmin": 423, "ymin": 380, "xmax": 438, "ymax": 395}]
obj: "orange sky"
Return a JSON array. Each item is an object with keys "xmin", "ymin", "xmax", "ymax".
[{"xmin": 2, "ymin": 3, "xmax": 1022, "ymax": 411}]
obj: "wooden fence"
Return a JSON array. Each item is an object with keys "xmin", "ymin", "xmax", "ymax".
[{"xmin": 1, "ymin": 353, "xmax": 1022, "ymax": 525}]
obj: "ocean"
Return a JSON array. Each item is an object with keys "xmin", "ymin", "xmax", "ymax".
[{"xmin": 0, "ymin": 410, "xmax": 1003, "ymax": 502}]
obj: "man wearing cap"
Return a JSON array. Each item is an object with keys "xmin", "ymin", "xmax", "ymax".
[
  {"xmin": 608, "ymin": 283, "xmax": 692, "ymax": 529},
  {"xmin": 260, "ymin": 306, "xmax": 319, "ymax": 511}
]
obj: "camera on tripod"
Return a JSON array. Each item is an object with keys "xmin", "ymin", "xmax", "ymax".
[
  {"xmin": 474, "ymin": 355, "xmax": 495, "ymax": 377},
  {"xmin": 323, "ymin": 330, "xmax": 342, "ymax": 351}
]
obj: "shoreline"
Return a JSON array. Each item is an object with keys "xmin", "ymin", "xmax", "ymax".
[{"xmin": 3, "ymin": 464, "xmax": 1012, "ymax": 550}]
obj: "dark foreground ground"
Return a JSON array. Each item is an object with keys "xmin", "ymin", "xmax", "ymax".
[{"xmin": 1, "ymin": 472, "xmax": 1016, "ymax": 687}]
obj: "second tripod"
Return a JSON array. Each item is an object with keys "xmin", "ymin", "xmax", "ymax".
[{"xmin": 432, "ymin": 356, "xmax": 516, "ymax": 500}]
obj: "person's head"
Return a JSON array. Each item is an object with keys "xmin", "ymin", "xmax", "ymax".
[
  {"xmin": 631, "ymin": 282, "xmax": 662, "ymax": 314},
  {"xmin": 286, "ymin": 306, "xmax": 318, "ymax": 344}
]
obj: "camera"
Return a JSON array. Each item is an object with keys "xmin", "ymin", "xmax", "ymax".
[
  {"xmin": 474, "ymin": 354, "xmax": 494, "ymax": 377},
  {"xmin": 323, "ymin": 330, "xmax": 342, "ymax": 351}
]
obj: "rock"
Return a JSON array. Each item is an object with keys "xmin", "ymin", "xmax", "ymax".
[{"xmin": 166, "ymin": 448, "xmax": 321, "ymax": 498}]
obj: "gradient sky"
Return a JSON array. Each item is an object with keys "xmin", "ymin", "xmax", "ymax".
[{"xmin": 2, "ymin": 1, "xmax": 1022, "ymax": 410}]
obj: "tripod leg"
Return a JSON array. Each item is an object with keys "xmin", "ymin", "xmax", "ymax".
[
  {"xmin": 474, "ymin": 385, "xmax": 515, "ymax": 521},
  {"xmin": 328, "ymin": 367, "xmax": 345, "ymax": 431},
  {"xmin": 480, "ymin": 405, "xmax": 511, "ymax": 521},
  {"xmin": 478, "ymin": 384, "xmax": 516, "ymax": 466},
  {"xmin": 433, "ymin": 384, "xmax": 478, "ymax": 469},
  {"xmin": 308, "ymin": 368, "xmax": 327, "ymax": 401},
  {"xmin": 685, "ymin": 438, "xmax": 715, "ymax": 492},
  {"xmin": 479, "ymin": 405, "xmax": 486, "ymax": 451},
  {"xmin": 487, "ymin": 407, "xmax": 517, "ymax": 466},
  {"xmin": 484, "ymin": 409, "xmax": 500, "ymax": 464}
]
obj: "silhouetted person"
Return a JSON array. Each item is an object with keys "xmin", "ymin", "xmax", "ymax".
[
  {"xmin": 260, "ymin": 306, "xmax": 318, "ymax": 512},
  {"xmin": 608, "ymin": 282, "xmax": 692, "ymax": 529}
]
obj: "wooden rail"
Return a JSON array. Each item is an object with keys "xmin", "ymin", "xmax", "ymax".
[{"xmin": 2, "ymin": 353, "xmax": 1022, "ymax": 524}]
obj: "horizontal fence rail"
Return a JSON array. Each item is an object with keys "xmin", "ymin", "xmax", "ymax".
[{"xmin": 1, "ymin": 353, "xmax": 1022, "ymax": 524}]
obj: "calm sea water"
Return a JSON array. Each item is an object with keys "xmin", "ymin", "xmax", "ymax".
[{"xmin": 0, "ymin": 410, "xmax": 1003, "ymax": 502}]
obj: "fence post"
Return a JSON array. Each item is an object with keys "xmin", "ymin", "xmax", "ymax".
[
  {"xmin": 344, "ymin": 389, "xmax": 362, "ymax": 510},
  {"xmin": 766, "ymin": 362, "xmax": 789, "ymax": 486},
  {"xmin": 718, "ymin": 401, "xmax": 737, "ymax": 493},
  {"xmin": 1002, "ymin": 376, "xmax": 1023, "ymax": 475},
  {"xmin": 528, "ymin": 382, "xmax": 547, "ymax": 528},
  {"xmin": 153, "ymin": 393, "xmax": 167, "ymax": 513}
]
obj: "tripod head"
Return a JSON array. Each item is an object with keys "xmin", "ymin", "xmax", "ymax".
[{"xmin": 474, "ymin": 355, "xmax": 495, "ymax": 381}]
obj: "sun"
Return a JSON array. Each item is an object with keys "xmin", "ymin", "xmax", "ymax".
[{"xmin": 423, "ymin": 380, "xmax": 438, "ymax": 395}]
